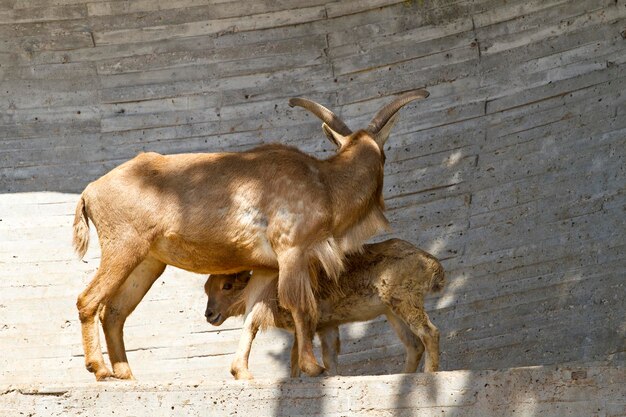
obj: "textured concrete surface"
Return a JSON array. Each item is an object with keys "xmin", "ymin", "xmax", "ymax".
[
  {"xmin": 0, "ymin": 0, "xmax": 625, "ymax": 415},
  {"xmin": 2, "ymin": 366, "xmax": 625, "ymax": 417}
]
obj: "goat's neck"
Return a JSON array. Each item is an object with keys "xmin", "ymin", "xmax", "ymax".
[{"xmin": 324, "ymin": 143, "xmax": 384, "ymax": 230}]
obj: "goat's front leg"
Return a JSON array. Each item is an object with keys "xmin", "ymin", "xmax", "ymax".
[
  {"xmin": 276, "ymin": 248, "xmax": 325, "ymax": 377},
  {"xmin": 230, "ymin": 310, "xmax": 259, "ymax": 380},
  {"xmin": 230, "ymin": 271, "xmax": 277, "ymax": 380},
  {"xmin": 290, "ymin": 308, "xmax": 324, "ymax": 376}
]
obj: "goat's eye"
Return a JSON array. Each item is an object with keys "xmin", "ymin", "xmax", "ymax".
[{"xmin": 222, "ymin": 283, "xmax": 233, "ymax": 290}]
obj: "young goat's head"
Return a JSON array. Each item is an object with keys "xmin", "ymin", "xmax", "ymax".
[
  {"xmin": 289, "ymin": 89, "xmax": 429, "ymax": 152},
  {"xmin": 204, "ymin": 271, "xmax": 251, "ymax": 326}
]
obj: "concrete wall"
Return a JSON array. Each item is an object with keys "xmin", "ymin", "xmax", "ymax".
[{"xmin": 1, "ymin": 0, "xmax": 625, "ymax": 387}]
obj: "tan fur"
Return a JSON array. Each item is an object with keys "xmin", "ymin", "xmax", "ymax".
[
  {"xmin": 73, "ymin": 92, "xmax": 428, "ymax": 380},
  {"xmin": 309, "ymin": 238, "xmax": 344, "ymax": 282},
  {"xmin": 72, "ymin": 196, "xmax": 89, "ymax": 259},
  {"xmin": 205, "ymin": 239, "xmax": 445, "ymax": 379},
  {"xmin": 337, "ymin": 206, "xmax": 390, "ymax": 254}
]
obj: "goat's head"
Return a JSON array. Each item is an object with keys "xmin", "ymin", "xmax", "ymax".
[
  {"xmin": 204, "ymin": 271, "xmax": 251, "ymax": 326},
  {"xmin": 289, "ymin": 89, "xmax": 429, "ymax": 153}
]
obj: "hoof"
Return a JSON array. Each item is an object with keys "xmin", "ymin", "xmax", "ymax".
[
  {"xmin": 300, "ymin": 360, "xmax": 325, "ymax": 377},
  {"xmin": 94, "ymin": 368, "xmax": 115, "ymax": 381},
  {"xmin": 113, "ymin": 364, "xmax": 136, "ymax": 381},
  {"xmin": 232, "ymin": 369, "xmax": 254, "ymax": 381},
  {"xmin": 290, "ymin": 369, "xmax": 302, "ymax": 378},
  {"xmin": 113, "ymin": 372, "xmax": 136, "ymax": 381},
  {"xmin": 88, "ymin": 361, "xmax": 114, "ymax": 382}
]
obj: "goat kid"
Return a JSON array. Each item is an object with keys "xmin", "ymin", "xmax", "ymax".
[
  {"xmin": 205, "ymin": 239, "xmax": 444, "ymax": 380},
  {"xmin": 73, "ymin": 91, "xmax": 429, "ymax": 380}
]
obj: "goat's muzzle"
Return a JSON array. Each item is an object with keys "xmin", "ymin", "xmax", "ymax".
[{"xmin": 205, "ymin": 309, "xmax": 224, "ymax": 326}]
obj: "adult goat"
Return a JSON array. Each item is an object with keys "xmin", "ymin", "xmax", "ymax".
[{"xmin": 73, "ymin": 90, "xmax": 429, "ymax": 380}]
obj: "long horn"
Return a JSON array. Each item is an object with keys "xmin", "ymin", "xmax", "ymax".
[
  {"xmin": 289, "ymin": 97, "xmax": 353, "ymax": 136},
  {"xmin": 366, "ymin": 89, "xmax": 430, "ymax": 134}
]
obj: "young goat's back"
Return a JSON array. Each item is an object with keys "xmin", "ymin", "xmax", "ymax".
[{"xmin": 317, "ymin": 238, "xmax": 445, "ymax": 303}]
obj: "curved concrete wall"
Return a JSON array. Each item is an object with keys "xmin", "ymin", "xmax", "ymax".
[{"xmin": 1, "ymin": 0, "xmax": 625, "ymax": 385}]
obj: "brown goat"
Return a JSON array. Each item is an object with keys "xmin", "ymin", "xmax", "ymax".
[
  {"xmin": 72, "ymin": 91, "xmax": 430, "ymax": 380},
  {"xmin": 204, "ymin": 239, "xmax": 444, "ymax": 380}
]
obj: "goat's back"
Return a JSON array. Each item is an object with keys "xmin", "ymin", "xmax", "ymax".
[
  {"xmin": 78, "ymin": 146, "xmax": 339, "ymax": 273},
  {"xmin": 316, "ymin": 239, "xmax": 445, "ymax": 299}
]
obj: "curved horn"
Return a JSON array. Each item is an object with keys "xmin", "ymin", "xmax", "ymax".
[
  {"xmin": 366, "ymin": 89, "xmax": 430, "ymax": 134},
  {"xmin": 289, "ymin": 97, "xmax": 353, "ymax": 136}
]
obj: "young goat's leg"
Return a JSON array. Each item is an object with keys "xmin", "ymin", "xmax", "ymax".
[
  {"xmin": 230, "ymin": 312, "xmax": 259, "ymax": 380},
  {"xmin": 318, "ymin": 327, "xmax": 340, "ymax": 376},
  {"xmin": 276, "ymin": 248, "xmax": 324, "ymax": 377},
  {"xmin": 389, "ymin": 300, "xmax": 440, "ymax": 373},
  {"xmin": 76, "ymin": 241, "xmax": 149, "ymax": 381},
  {"xmin": 290, "ymin": 334, "xmax": 300, "ymax": 378},
  {"xmin": 231, "ymin": 271, "xmax": 276, "ymax": 380},
  {"xmin": 100, "ymin": 256, "xmax": 166, "ymax": 380},
  {"xmin": 385, "ymin": 312, "xmax": 425, "ymax": 373},
  {"xmin": 417, "ymin": 317, "xmax": 440, "ymax": 372}
]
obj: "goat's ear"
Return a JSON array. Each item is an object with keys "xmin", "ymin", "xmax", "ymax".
[
  {"xmin": 235, "ymin": 271, "xmax": 252, "ymax": 284},
  {"xmin": 322, "ymin": 123, "xmax": 349, "ymax": 149},
  {"xmin": 375, "ymin": 114, "xmax": 399, "ymax": 147}
]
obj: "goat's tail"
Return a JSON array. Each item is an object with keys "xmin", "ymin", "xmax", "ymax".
[
  {"xmin": 428, "ymin": 259, "xmax": 446, "ymax": 294},
  {"xmin": 72, "ymin": 194, "xmax": 90, "ymax": 259}
]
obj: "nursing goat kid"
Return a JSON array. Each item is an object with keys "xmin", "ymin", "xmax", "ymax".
[
  {"xmin": 73, "ymin": 90, "xmax": 429, "ymax": 381},
  {"xmin": 204, "ymin": 239, "xmax": 444, "ymax": 380}
]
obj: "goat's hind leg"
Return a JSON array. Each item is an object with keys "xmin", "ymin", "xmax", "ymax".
[
  {"xmin": 417, "ymin": 317, "xmax": 440, "ymax": 372},
  {"xmin": 100, "ymin": 256, "xmax": 166, "ymax": 380},
  {"xmin": 290, "ymin": 334, "xmax": 300, "ymax": 378},
  {"xmin": 389, "ymin": 301, "xmax": 440, "ymax": 373},
  {"xmin": 386, "ymin": 312, "xmax": 425, "ymax": 373},
  {"xmin": 76, "ymin": 240, "xmax": 149, "ymax": 381},
  {"xmin": 318, "ymin": 327, "xmax": 340, "ymax": 375}
]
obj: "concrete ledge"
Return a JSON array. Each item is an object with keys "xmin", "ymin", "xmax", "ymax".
[{"xmin": 2, "ymin": 365, "xmax": 624, "ymax": 416}]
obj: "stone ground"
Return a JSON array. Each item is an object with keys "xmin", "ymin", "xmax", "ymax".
[{"xmin": 3, "ymin": 366, "xmax": 625, "ymax": 417}]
